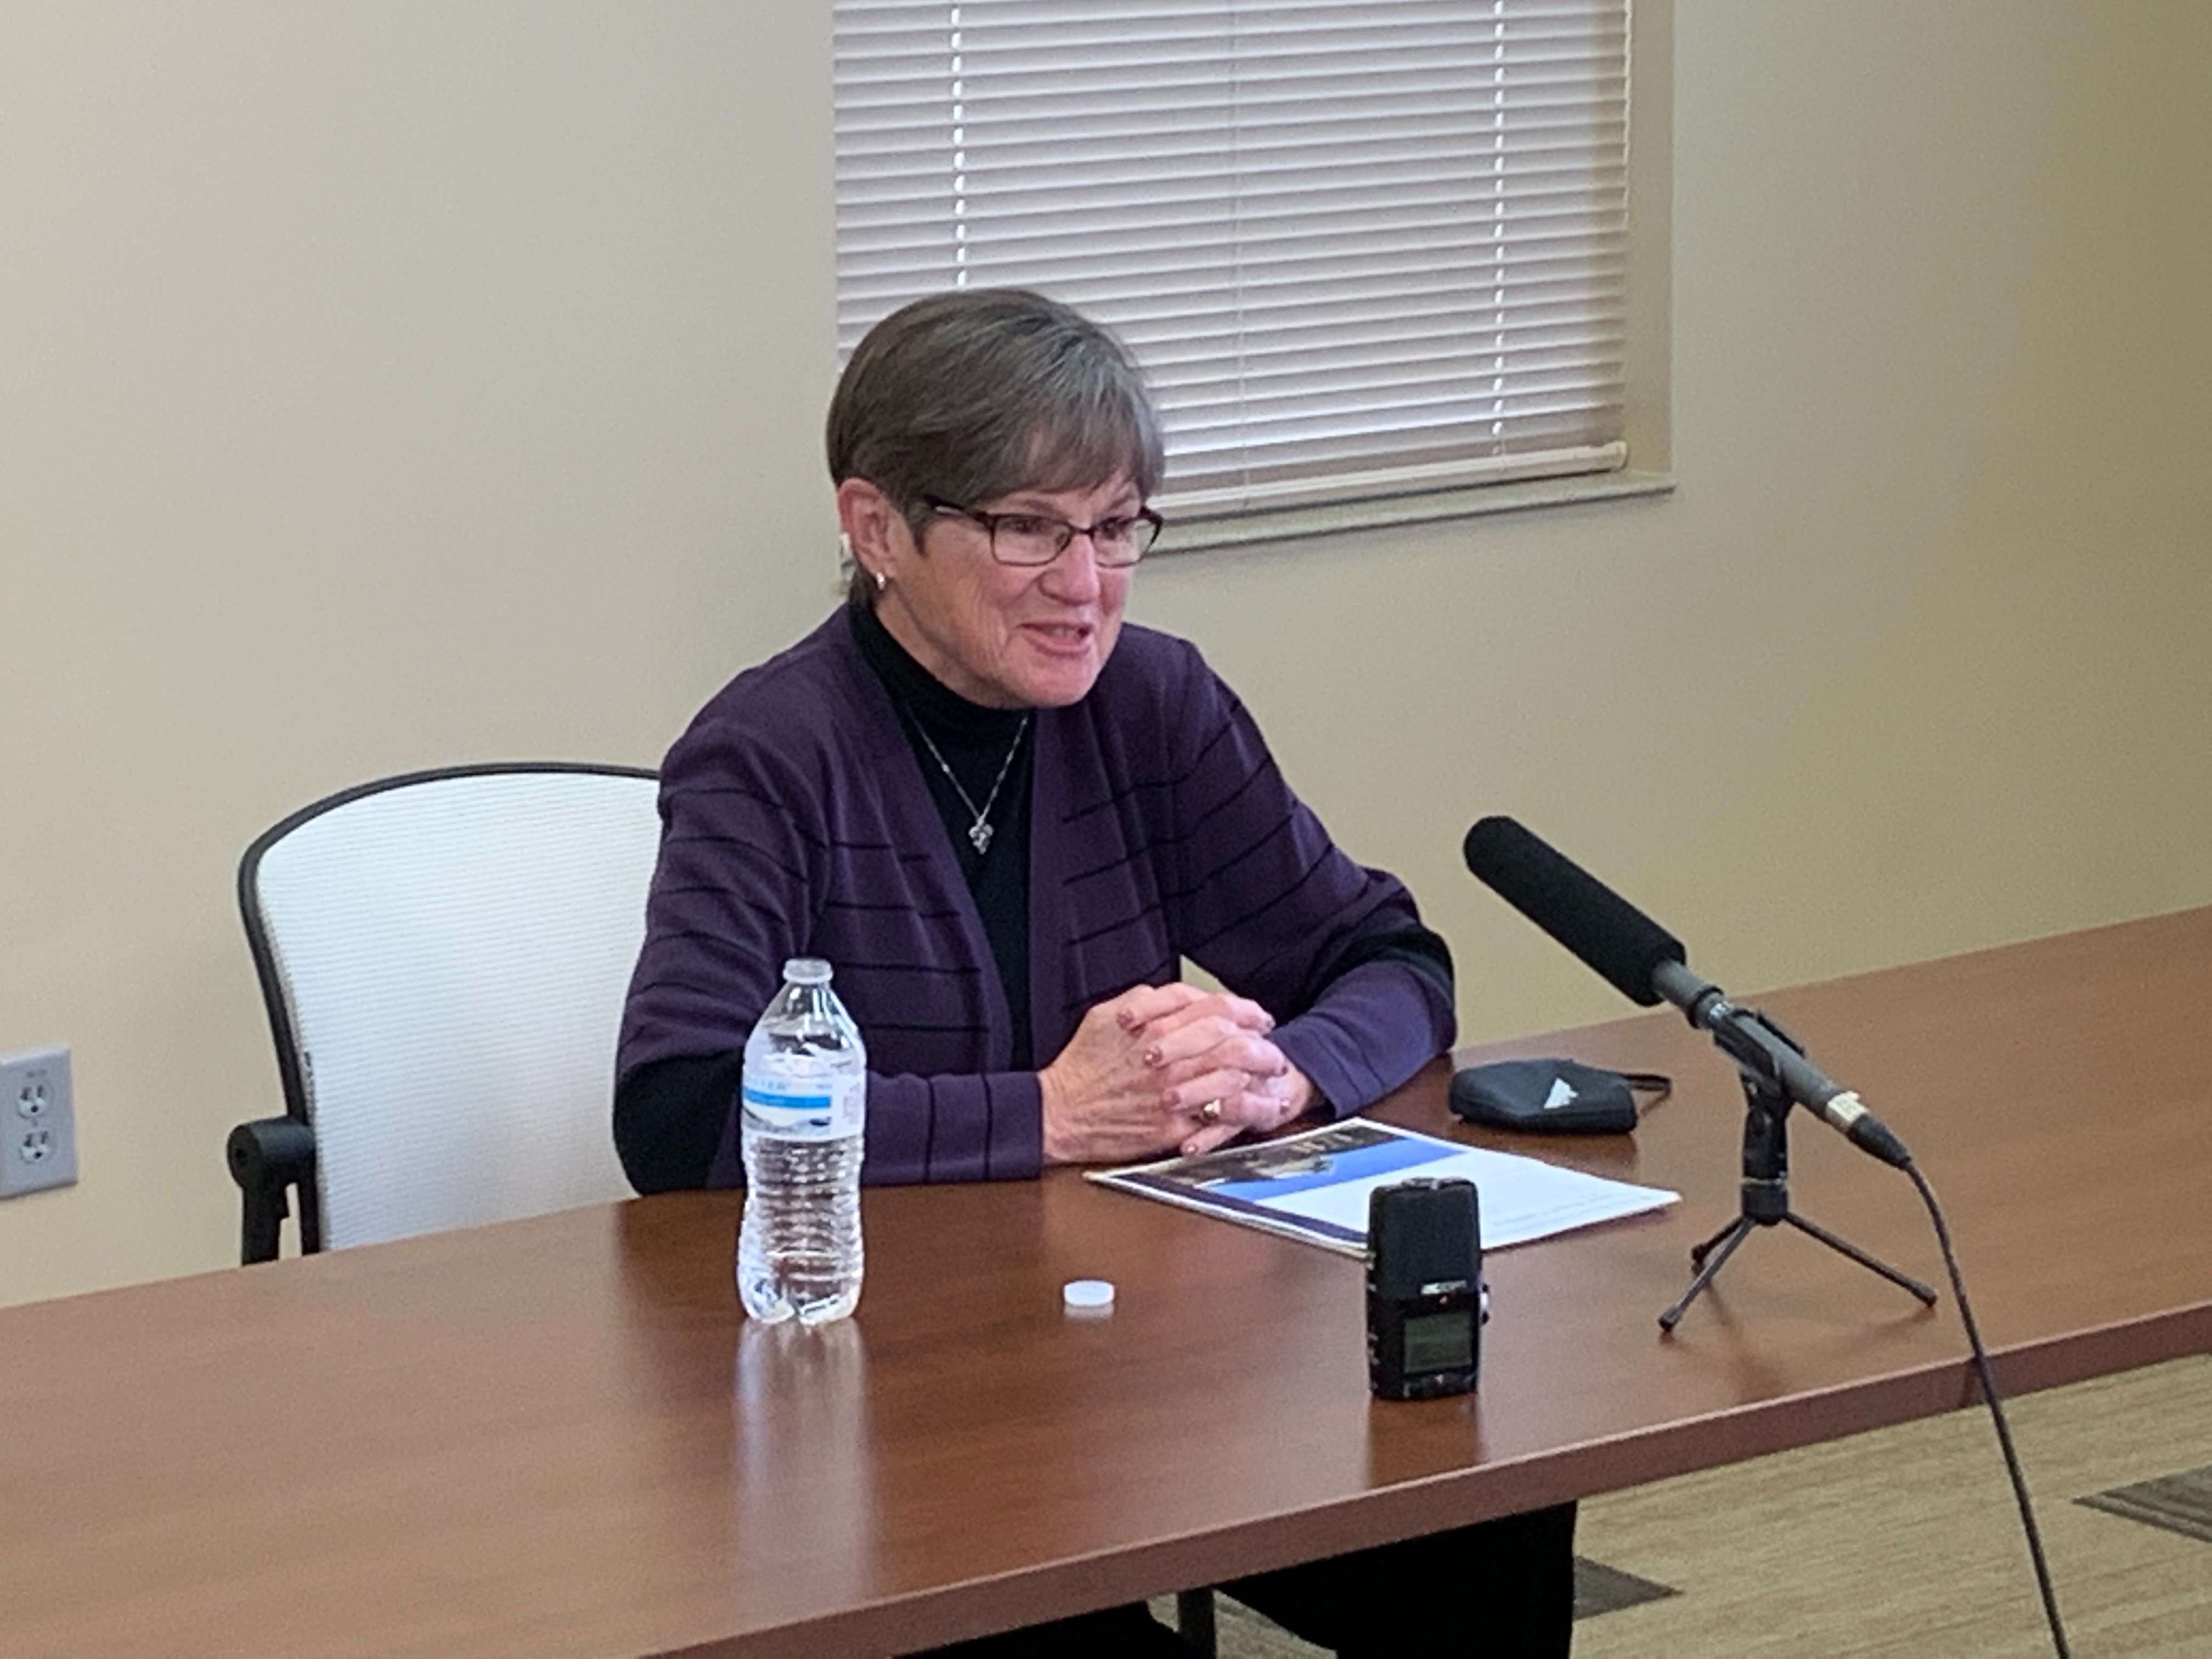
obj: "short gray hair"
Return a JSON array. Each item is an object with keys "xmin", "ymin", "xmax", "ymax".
[{"xmin": 827, "ymin": 289, "xmax": 1164, "ymax": 607}]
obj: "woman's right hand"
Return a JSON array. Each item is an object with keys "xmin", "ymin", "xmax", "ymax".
[{"xmin": 1038, "ymin": 983, "xmax": 1280, "ymax": 1165}]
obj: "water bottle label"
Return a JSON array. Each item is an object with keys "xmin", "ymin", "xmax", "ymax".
[{"xmin": 742, "ymin": 1076, "xmax": 864, "ymax": 1137}]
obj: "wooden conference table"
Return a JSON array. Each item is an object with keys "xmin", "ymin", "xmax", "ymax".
[{"xmin": 5, "ymin": 909, "xmax": 2211, "ymax": 1656}]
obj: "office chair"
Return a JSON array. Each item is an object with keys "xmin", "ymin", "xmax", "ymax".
[{"xmin": 227, "ymin": 763, "xmax": 659, "ymax": 1262}]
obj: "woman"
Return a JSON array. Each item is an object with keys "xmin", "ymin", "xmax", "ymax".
[{"xmin": 616, "ymin": 290, "xmax": 1571, "ymax": 1658}]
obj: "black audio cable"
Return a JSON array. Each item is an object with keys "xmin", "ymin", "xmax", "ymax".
[{"xmin": 1904, "ymin": 1160, "xmax": 2072, "ymax": 1659}]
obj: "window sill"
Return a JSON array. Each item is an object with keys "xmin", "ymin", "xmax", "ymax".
[{"xmin": 1154, "ymin": 469, "xmax": 1677, "ymax": 556}]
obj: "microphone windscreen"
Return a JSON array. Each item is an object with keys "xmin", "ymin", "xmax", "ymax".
[{"xmin": 1462, "ymin": 816, "xmax": 1684, "ymax": 1007}]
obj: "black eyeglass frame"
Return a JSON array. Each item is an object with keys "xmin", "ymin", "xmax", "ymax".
[{"xmin": 921, "ymin": 495, "xmax": 1165, "ymax": 567}]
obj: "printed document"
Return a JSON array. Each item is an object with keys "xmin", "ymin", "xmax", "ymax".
[{"xmin": 1088, "ymin": 1118, "xmax": 1677, "ymax": 1256}]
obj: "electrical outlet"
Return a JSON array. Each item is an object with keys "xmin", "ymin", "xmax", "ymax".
[{"xmin": 1, "ymin": 1046, "xmax": 77, "ymax": 1198}]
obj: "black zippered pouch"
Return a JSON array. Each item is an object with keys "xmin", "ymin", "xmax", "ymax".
[{"xmin": 1448, "ymin": 1059, "xmax": 1671, "ymax": 1135}]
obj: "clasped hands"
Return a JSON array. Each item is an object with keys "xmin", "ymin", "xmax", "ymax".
[{"xmin": 1040, "ymin": 983, "xmax": 1315, "ymax": 1166}]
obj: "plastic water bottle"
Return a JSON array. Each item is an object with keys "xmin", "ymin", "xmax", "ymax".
[{"xmin": 736, "ymin": 958, "xmax": 868, "ymax": 1324}]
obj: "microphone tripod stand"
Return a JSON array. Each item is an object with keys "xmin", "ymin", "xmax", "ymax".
[{"xmin": 1659, "ymin": 1057, "xmax": 1939, "ymax": 1333}]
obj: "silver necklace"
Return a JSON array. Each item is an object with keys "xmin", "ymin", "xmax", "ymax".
[{"xmin": 910, "ymin": 712, "xmax": 1031, "ymax": 855}]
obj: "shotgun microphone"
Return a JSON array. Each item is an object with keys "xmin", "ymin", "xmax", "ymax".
[
  {"xmin": 1463, "ymin": 817, "xmax": 1912, "ymax": 1168},
  {"xmin": 1461, "ymin": 816, "xmax": 1684, "ymax": 1006}
]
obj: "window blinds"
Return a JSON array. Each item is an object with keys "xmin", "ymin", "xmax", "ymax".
[{"xmin": 833, "ymin": 1, "xmax": 1632, "ymax": 518}]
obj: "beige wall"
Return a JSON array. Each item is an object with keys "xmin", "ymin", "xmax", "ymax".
[{"xmin": 4, "ymin": 2, "xmax": 2208, "ymax": 1308}]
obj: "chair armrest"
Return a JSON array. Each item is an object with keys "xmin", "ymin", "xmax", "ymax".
[{"xmin": 227, "ymin": 1117, "xmax": 317, "ymax": 1264}]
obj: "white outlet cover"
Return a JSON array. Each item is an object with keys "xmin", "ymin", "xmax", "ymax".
[{"xmin": 1, "ymin": 1046, "xmax": 77, "ymax": 1197}]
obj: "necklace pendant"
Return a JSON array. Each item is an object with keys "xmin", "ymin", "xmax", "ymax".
[{"xmin": 968, "ymin": 820, "xmax": 994, "ymax": 855}]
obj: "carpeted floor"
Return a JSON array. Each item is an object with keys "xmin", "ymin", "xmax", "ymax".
[{"xmin": 1155, "ymin": 1353, "xmax": 2212, "ymax": 1656}]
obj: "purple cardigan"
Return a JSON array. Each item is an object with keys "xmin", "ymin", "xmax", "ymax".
[{"xmin": 617, "ymin": 612, "xmax": 1454, "ymax": 1186}]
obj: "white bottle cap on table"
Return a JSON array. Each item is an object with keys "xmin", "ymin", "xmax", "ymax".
[{"xmin": 1062, "ymin": 1278, "xmax": 1115, "ymax": 1311}]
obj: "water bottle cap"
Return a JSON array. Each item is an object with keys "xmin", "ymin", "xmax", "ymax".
[
  {"xmin": 1062, "ymin": 1278, "xmax": 1115, "ymax": 1312},
  {"xmin": 783, "ymin": 958, "xmax": 834, "ymax": 985}
]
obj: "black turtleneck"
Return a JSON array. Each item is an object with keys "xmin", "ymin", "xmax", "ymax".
[{"xmin": 848, "ymin": 602, "xmax": 1036, "ymax": 1066}]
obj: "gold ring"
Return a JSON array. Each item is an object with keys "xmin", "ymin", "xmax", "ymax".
[{"xmin": 1198, "ymin": 1099, "xmax": 1222, "ymax": 1125}]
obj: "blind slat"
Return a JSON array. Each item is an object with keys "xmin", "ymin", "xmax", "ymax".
[{"xmin": 839, "ymin": 165, "xmax": 1624, "ymax": 222}]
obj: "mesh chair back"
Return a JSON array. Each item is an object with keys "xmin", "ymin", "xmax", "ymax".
[{"xmin": 242, "ymin": 765, "xmax": 658, "ymax": 1250}]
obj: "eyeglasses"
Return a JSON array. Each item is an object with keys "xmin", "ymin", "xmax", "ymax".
[{"xmin": 923, "ymin": 495, "xmax": 1164, "ymax": 568}]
